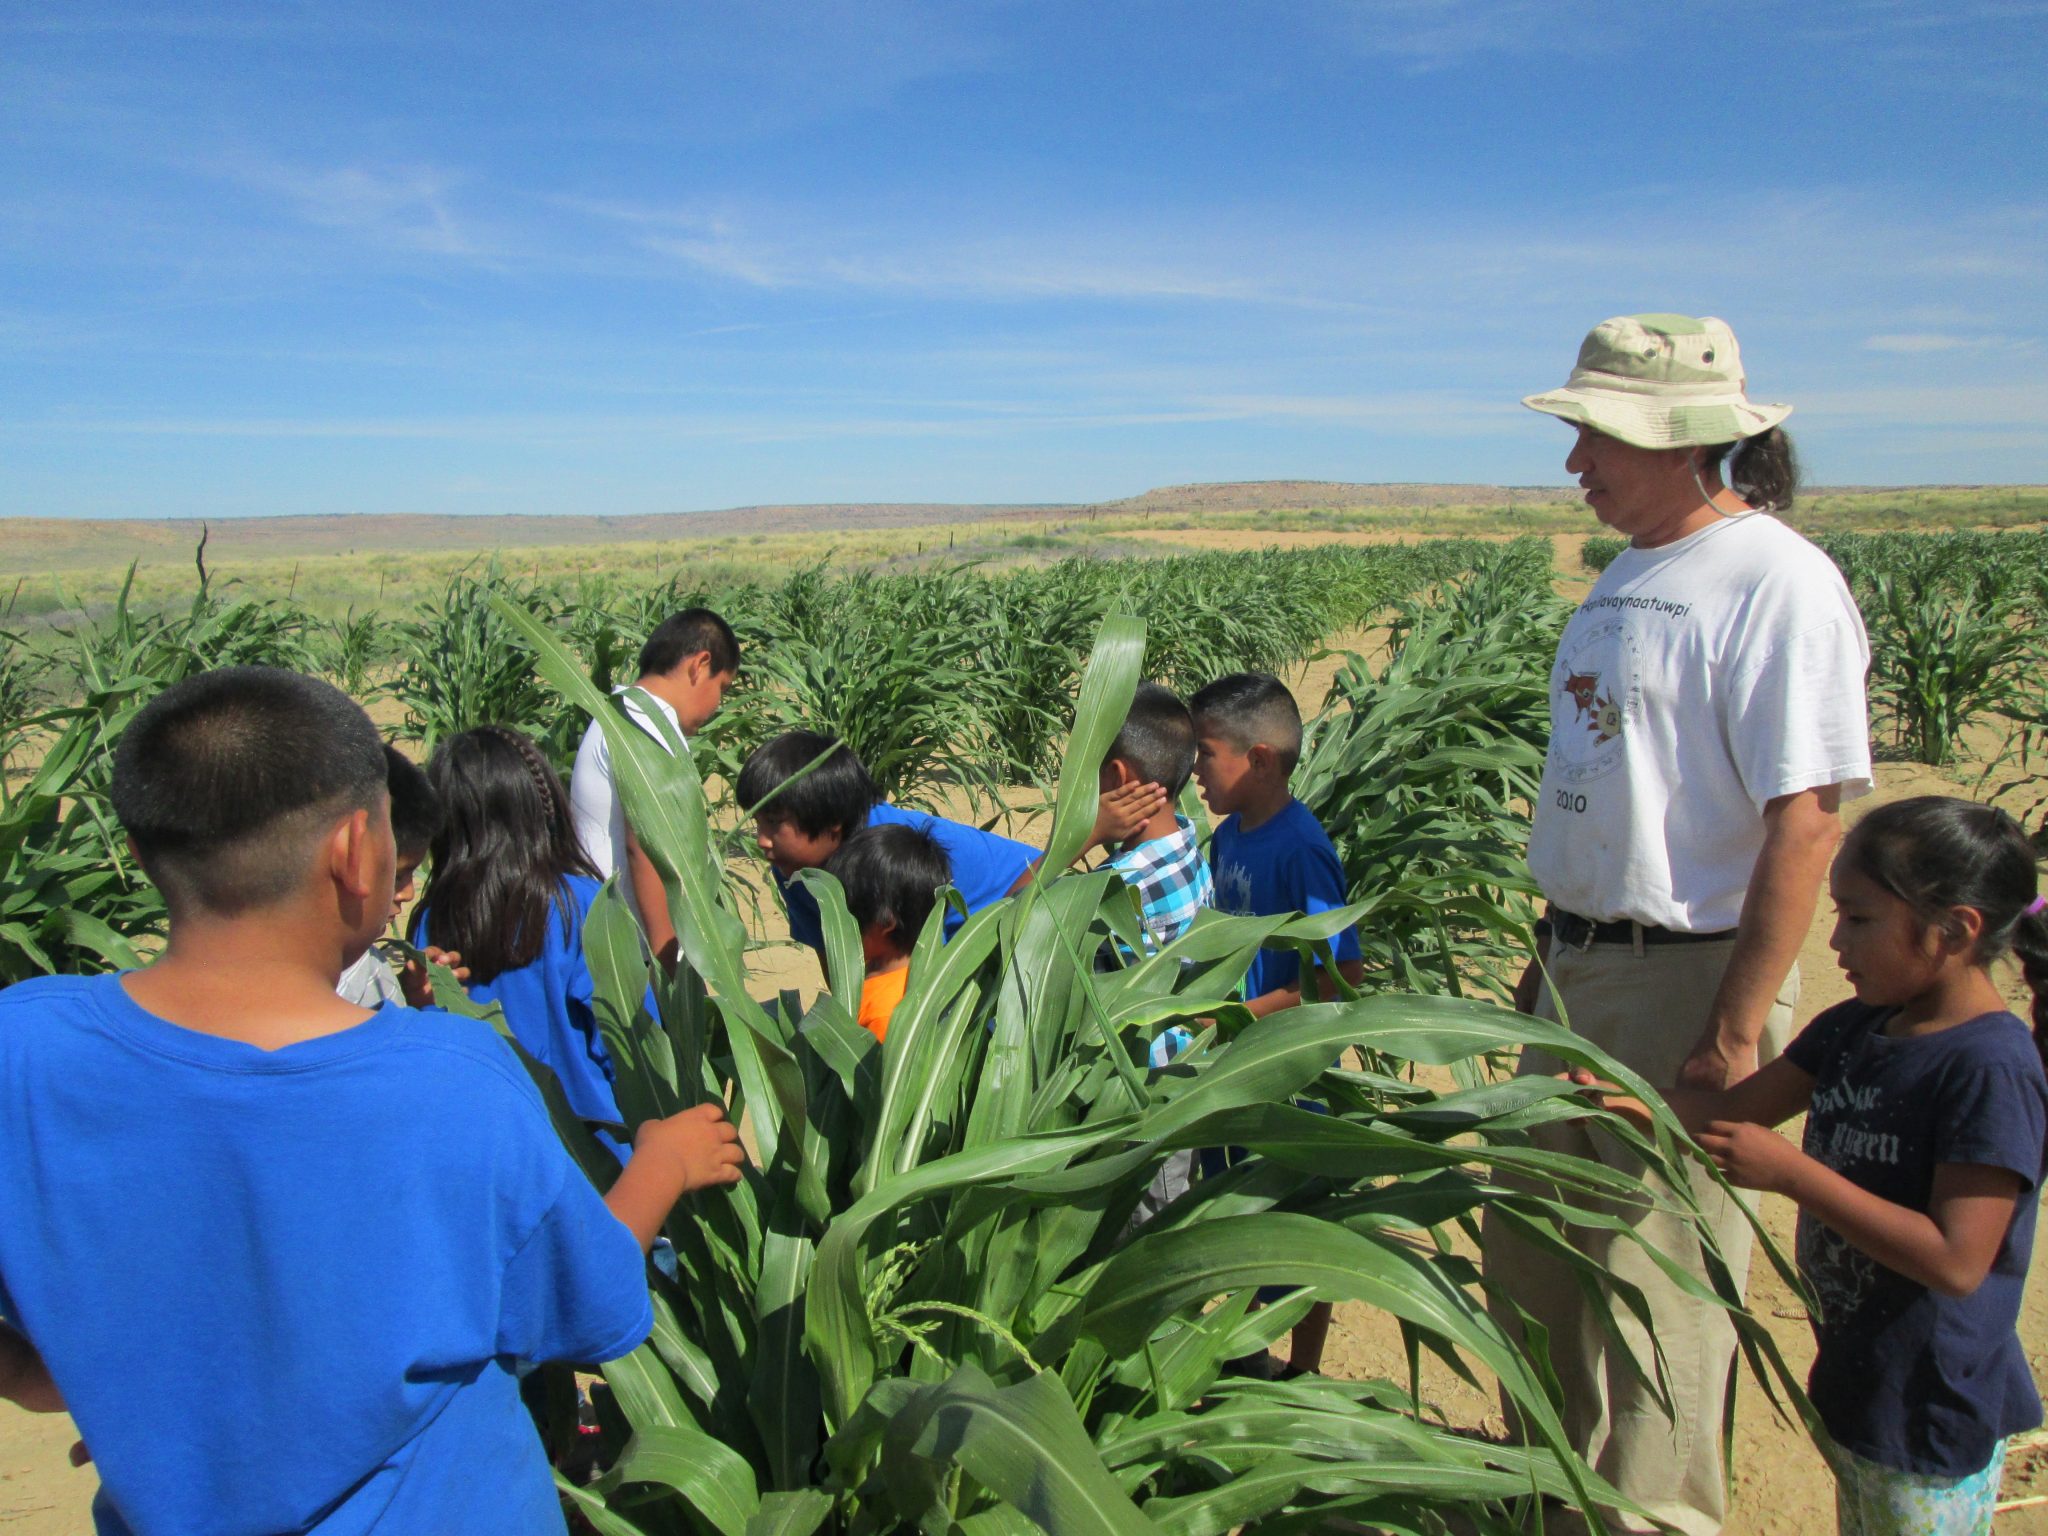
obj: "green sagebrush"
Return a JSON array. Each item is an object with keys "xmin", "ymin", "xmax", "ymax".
[{"xmin": 491, "ymin": 596, "xmax": 1811, "ymax": 1536}]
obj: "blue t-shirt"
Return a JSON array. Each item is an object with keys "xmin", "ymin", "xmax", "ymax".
[
  {"xmin": 1785, "ymin": 999, "xmax": 2048, "ymax": 1477},
  {"xmin": 0, "ymin": 973, "xmax": 651, "ymax": 1536},
  {"xmin": 1208, "ymin": 798, "xmax": 1363, "ymax": 1001},
  {"xmin": 777, "ymin": 802, "xmax": 1037, "ymax": 954},
  {"xmin": 416, "ymin": 874, "xmax": 627, "ymax": 1155}
]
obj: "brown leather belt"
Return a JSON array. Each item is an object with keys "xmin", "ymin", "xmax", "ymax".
[{"xmin": 1547, "ymin": 908, "xmax": 1736, "ymax": 949}]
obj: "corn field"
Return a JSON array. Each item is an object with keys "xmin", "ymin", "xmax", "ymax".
[
  {"xmin": 0, "ymin": 540, "xmax": 1547, "ymax": 985},
  {"xmin": 0, "ymin": 536, "xmax": 1830, "ymax": 1530},
  {"xmin": 462, "ymin": 600, "xmax": 1810, "ymax": 1536}
]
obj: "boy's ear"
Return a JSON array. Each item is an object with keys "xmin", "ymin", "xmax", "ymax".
[
  {"xmin": 328, "ymin": 808, "xmax": 383, "ymax": 902},
  {"xmin": 1100, "ymin": 758, "xmax": 1137, "ymax": 790},
  {"xmin": 1247, "ymin": 743, "xmax": 1277, "ymax": 776}
]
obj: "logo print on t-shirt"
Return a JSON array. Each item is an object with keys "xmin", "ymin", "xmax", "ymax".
[
  {"xmin": 1214, "ymin": 859, "xmax": 1253, "ymax": 918},
  {"xmin": 1561, "ymin": 669, "xmax": 1624, "ymax": 745},
  {"xmin": 1548, "ymin": 617, "xmax": 1642, "ymax": 785}
]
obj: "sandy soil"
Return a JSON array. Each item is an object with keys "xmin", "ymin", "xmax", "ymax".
[{"xmin": 8, "ymin": 619, "xmax": 2048, "ymax": 1532}]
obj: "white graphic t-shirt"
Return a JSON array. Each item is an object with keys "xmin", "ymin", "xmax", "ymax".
[
  {"xmin": 1527, "ymin": 514, "xmax": 1871, "ymax": 932},
  {"xmin": 567, "ymin": 686, "xmax": 684, "ymax": 923}
]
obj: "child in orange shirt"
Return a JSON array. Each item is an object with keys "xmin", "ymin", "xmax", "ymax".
[{"xmin": 822, "ymin": 824, "xmax": 951, "ymax": 1043}]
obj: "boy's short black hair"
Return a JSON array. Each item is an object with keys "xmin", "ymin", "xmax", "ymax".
[
  {"xmin": 383, "ymin": 745, "xmax": 443, "ymax": 859},
  {"xmin": 1107, "ymin": 682, "xmax": 1197, "ymax": 797},
  {"xmin": 639, "ymin": 608, "xmax": 740, "ymax": 680},
  {"xmin": 1189, "ymin": 672, "xmax": 1304, "ymax": 772},
  {"xmin": 735, "ymin": 731, "xmax": 880, "ymax": 838},
  {"xmin": 112, "ymin": 667, "xmax": 387, "ymax": 915},
  {"xmin": 824, "ymin": 823, "xmax": 951, "ymax": 953}
]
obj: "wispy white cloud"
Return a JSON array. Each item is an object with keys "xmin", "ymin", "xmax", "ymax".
[{"xmin": 227, "ymin": 160, "xmax": 484, "ymax": 258}]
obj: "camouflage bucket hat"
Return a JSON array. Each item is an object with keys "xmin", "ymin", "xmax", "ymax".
[{"xmin": 1522, "ymin": 313, "xmax": 1792, "ymax": 450}]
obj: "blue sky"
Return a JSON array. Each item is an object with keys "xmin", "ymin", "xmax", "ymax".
[{"xmin": 3, "ymin": 1, "xmax": 2044, "ymax": 519}]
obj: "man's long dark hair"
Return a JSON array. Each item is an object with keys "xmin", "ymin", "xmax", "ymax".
[{"xmin": 421, "ymin": 725, "xmax": 599, "ymax": 983}]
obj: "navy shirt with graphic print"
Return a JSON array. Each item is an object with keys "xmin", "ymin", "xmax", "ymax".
[{"xmin": 1784, "ymin": 999, "xmax": 2048, "ymax": 1477}]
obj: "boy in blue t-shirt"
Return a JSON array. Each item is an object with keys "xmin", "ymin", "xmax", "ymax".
[
  {"xmin": 1190, "ymin": 671, "xmax": 1363, "ymax": 1376},
  {"xmin": 0, "ymin": 668, "xmax": 743, "ymax": 1536}
]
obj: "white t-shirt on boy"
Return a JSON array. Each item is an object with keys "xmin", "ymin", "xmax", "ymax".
[{"xmin": 1527, "ymin": 513, "xmax": 1871, "ymax": 934}]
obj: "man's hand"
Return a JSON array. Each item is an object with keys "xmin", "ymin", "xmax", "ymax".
[
  {"xmin": 1089, "ymin": 780, "xmax": 1170, "ymax": 853},
  {"xmin": 400, "ymin": 947, "xmax": 469, "ymax": 1009},
  {"xmin": 1677, "ymin": 1033, "xmax": 1760, "ymax": 1092},
  {"xmin": 1695, "ymin": 1120, "xmax": 1803, "ymax": 1192}
]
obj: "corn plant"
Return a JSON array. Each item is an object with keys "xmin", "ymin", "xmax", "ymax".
[
  {"xmin": 1864, "ymin": 574, "xmax": 2031, "ymax": 766},
  {"xmin": 493, "ymin": 597, "xmax": 1811, "ymax": 1536},
  {"xmin": 387, "ymin": 565, "xmax": 581, "ymax": 763},
  {"xmin": 0, "ymin": 688, "xmax": 160, "ymax": 984},
  {"xmin": 1299, "ymin": 549, "xmax": 1561, "ymax": 1002},
  {"xmin": 317, "ymin": 608, "xmax": 395, "ymax": 698}
]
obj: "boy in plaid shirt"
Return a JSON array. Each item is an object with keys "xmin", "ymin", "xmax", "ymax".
[
  {"xmin": 1097, "ymin": 683, "xmax": 1213, "ymax": 956},
  {"xmin": 1098, "ymin": 684, "xmax": 1214, "ymax": 1227}
]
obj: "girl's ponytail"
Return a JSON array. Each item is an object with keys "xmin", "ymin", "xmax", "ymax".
[{"xmin": 2014, "ymin": 900, "xmax": 2048, "ymax": 1072}]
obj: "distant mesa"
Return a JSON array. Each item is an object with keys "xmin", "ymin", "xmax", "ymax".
[{"xmin": 0, "ymin": 481, "xmax": 1580, "ymax": 570}]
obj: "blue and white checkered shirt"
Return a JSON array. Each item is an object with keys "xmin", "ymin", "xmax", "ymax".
[{"xmin": 1105, "ymin": 815, "xmax": 1213, "ymax": 955}]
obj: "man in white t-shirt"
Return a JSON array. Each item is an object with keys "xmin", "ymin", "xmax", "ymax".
[
  {"xmin": 1481, "ymin": 315, "xmax": 1871, "ymax": 1536},
  {"xmin": 568, "ymin": 608, "xmax": 739, "ymax": 958}
]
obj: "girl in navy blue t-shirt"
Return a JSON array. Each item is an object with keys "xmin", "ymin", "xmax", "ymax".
[
  {"xmin": 1586, "ymin": 795, "xmax": 2048, "ymax": 1535},
  {"xmin": 415, "ymin": 725, "xmax": 629, "ymax": 1160}
]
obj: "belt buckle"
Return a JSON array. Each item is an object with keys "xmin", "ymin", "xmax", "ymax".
[{"xmin": 1556, "ymin": 911, "xmax": 1597, "ymax": 952}]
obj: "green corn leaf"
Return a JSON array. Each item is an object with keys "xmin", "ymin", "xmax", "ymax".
[{"xmin": 887, "ymin": 1364, "xmax": 1160, "ymax": 1536}]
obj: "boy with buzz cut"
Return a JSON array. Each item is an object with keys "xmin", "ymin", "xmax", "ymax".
[
  {"xmin": 822, "ymin": 823, "xmax": 952, "ymax": 1042},
  {"xmin": 1189, "ymin": 671, "xmax": 1364, "ymax": 1376},
  {"xmin": 0, "ymin": 667, "xmax": 743, "ymax": 1536}
]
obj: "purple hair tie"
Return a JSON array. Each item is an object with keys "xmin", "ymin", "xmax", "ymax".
[{"xmin": 2029, "ymin": 896, "xmax": 2048, "ymax": 918}]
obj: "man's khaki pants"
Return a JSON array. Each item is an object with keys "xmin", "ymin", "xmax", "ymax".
[{"xmin": 1480, "ymin": 937, "xmax": 1797, "ymax": 1536}]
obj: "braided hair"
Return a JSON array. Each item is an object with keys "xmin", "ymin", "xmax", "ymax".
[
  {"xmin": 420, "ymin": 725, "xmax": 599, "ymax": 983},
  {"xmin": 1839, "ymin": 795, "xmax": 2048, "ymax": 1067}
]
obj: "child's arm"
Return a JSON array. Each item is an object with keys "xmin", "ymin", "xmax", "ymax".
[
  {"xmin": 1005, "ymin": 781, "xmax": 1172, "ymax": 894},
  {"xmin": 1082, "ymin": 781, "xmax": 1170, "ymax": 860},
  {"xmin": 1703, "ymin": 1134, "xmax": 2023, "ymax": 1299},
  {"xmin": 603, "ymin": 1101, "xmax": 746, "ymax": 1251},
  {"xmin": 1243, "ymin": 957, "xmax": 1368, "ymax": 1017},
  {"xmin": 0, "ymin": 1323, "xmax": 63, "ymax": 1414},
  {"xmin": 1572, "ymin": 1054, "xmax": 1816, "ymax": 1137}
]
